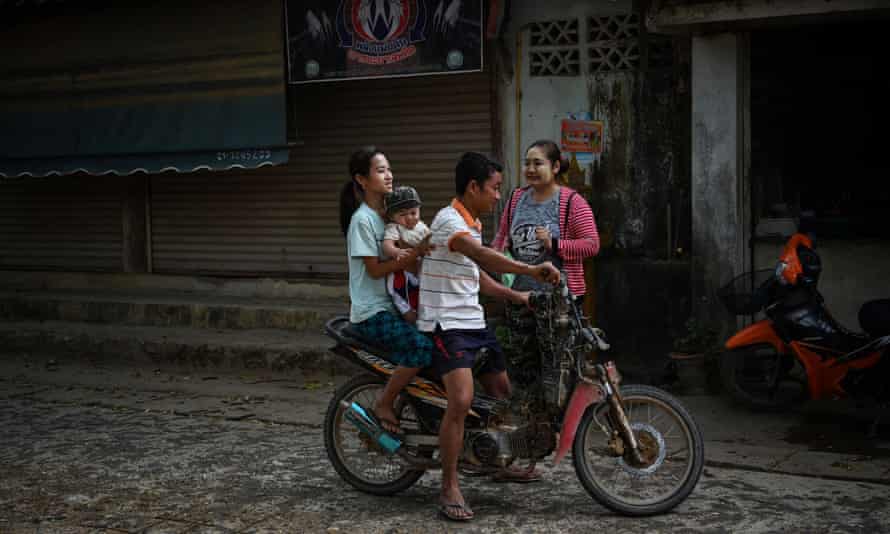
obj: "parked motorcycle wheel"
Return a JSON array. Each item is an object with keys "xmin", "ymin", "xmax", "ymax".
[
  {"xmin": 324, "ymin": 374, "xmax": 426, "ymax": 495},
  {"xmin": 573, "ymin": 385, "xmax": 704, "ymax": 516},
  {"xmin": 720, "ymin": 343, "xmax": 808, "ymax": 411}
]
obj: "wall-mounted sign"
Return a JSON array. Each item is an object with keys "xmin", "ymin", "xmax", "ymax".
[
  {"xmin": 561, "ymin": 119, "xmax": 604, "ymax": 154},
  {"xmin": 286, "ymin": 0, "xmax": 483, "ymax": 84}
]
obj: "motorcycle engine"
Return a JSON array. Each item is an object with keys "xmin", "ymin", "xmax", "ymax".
[
  {"xmin": 467, "ymin": 431, "xmax": 503, "ymax": 465},
  {"xmin": 532, "ymin": 290, "xmax": 579, "ymax": 409},
  {"xmin": 464, "ymin": 423, "xmax": 556, "ymax": 466}
]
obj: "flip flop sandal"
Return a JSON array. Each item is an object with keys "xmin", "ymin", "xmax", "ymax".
[
  {"xmin": 459, "ymin": 466, "xmax": 492, "ymax": 477},
  {"xmin": 366, "ymin": 407, "xmax": 405, "ymax": 439},
  {"xmin": 439, "ymin": 501, "xmax": 474, "ymax": 522},
  {"xmin": 491, "ymin": 468, "xmax": 542, "ymax": 483}
]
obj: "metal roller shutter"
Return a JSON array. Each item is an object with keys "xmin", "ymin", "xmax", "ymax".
[
  {"xmin": 151, "ymin": 71, "xmax": 494, "ymax": 277},
  {"xmin": 0, "ymin": 175, "xmax": 122, "ymax": 271}
]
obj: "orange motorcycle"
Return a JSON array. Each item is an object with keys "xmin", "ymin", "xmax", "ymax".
[{"xmin": 718, "ymin": 233, "xmax": 890, "ymax": 424}]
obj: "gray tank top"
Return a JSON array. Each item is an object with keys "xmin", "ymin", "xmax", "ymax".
[{"xmin": 509, "ymin": 188, "xmax": 562, "ymax": 291}]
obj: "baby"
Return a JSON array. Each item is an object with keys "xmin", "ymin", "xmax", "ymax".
[{"xmin": 383, "ymin": 186, "xmax": 430, "ymax": 323}]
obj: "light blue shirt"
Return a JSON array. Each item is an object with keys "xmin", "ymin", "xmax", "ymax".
[{"xmin": 347, "ymin": 203, "xmax": 395, "ymax": 323}]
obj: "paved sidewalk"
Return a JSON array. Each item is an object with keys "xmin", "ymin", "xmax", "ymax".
[{"xmin": 2, "ymin": 350, "xmax": 888, "ymax": 486}]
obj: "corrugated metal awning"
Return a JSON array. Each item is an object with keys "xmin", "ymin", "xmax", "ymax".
[
  {"xmin": 0, "ymin": 0, "xmax": 63, "ymax": 6},
  {"xmin": 0, "ymin": 147, "xmax": 290, "ymax": 178},
  {"xmin": 0, "ymin": 1, "xmax": 287, "ymax": 178}
]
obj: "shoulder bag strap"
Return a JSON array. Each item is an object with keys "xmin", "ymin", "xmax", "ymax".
[{"xmin": 564, "ymin": 191, "xmax": 578, "ymax": 231}]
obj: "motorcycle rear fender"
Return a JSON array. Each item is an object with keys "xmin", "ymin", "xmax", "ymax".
[
  {"xmin": 553, "ymin": 382, "xmax": 605, "ymax": 466},
  {"xmin": 725, "ymin": 320, "xmax": 786, "ymax": 353}
]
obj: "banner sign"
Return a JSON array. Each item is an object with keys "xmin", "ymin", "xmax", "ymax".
[{"xmin": 286, "ymin": 0, "xmax": 483, "ymax": 83}]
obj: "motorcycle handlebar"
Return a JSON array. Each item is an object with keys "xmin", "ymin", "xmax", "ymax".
[{"xmin": 527, "ymin": 274, "xmax": 568, "ymax": 309}]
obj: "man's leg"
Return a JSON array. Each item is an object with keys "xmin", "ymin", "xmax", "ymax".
[
  {"xmin": 439, "ymin": 367, "xmax": 475, "ymax": 519},
  {"xmin": 477, "ymin": 330, "xmax": 511, "ymax": 400},
  {"xmin": 477, "ymin": 342, "xmax": 542, "ymax": 484},
  {"xmin": 478, "ymin": 370, "xmax": 511, "ymax": 399}
]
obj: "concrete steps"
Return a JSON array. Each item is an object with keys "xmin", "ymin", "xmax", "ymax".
[
  {"xmin": 0, "ymin": 289, "xmax": 345, "ymax": 331},
  {"xmin": 0, "ymin": 321, "xmax": 355, "ymax": 374},
  {"xmin": 0, "ymin": 279, "xmax": 351, "ymax": 374}
]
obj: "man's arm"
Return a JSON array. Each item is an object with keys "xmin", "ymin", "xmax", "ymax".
[
  {"xmin": 449, "ymin": 233, "xmax": 559, "ymax": 283},
  {"xmin": 479, "ymin": 269, "xmax": 527, "ymax": 306}
]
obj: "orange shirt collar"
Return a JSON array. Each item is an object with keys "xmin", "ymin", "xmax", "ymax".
[{"xmin": 451, "ymin": 198, "xmax": 482, "ymax": 231}]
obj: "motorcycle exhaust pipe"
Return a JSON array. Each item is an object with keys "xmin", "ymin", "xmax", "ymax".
[{"xmin": 340, "ymin": 401, "xmax": 402, "ymax": 454}]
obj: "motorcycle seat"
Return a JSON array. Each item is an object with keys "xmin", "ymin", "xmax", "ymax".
[
  {"xmin": 341, "ymin": 323, "xmax": 387, "ymax": 354},
  {"xmin": 326, "ymin": 315, "xmax": 438, "ymax": 380},
  {"xmin": 326, "ymin": 315, "xmax": 492, "ymax": 383}
]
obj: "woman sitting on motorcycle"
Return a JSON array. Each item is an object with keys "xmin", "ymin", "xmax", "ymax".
[{"xmin": 338, "ymin": 146, "xmax": 433, "ymax": 435}]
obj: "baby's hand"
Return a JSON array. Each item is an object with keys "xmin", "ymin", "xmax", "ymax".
[
  {"xmin": 414, "ymin": 234, "xmax": 435, "ymax": 257},
  {"xmin": 393, "ymin": 248, "xmax": 410, "ymax": 261}
]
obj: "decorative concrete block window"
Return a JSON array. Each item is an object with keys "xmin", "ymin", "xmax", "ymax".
[
  {"xmin": 529, "ymin": 19, "xmax": 580, "ymax": 76},
  {"xmin": 588, "ymin": 14, "xmax": 640, "ymax": 73},
  {"xmin": 527, "ymin": 14, "xmax": 670, "ymax": 76},
  {"xmin": 530, "ymin": 19, "xmax": 580, "ymax": 47},
  {"xmin": 530, "ymin": 49, "xmax": 580, "ymax": 76}
]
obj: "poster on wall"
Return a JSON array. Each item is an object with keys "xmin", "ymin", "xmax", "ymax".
[
  {"xmin": 286, "ymin": 0, "xmax": 483, "ymax": 84},
  {"xmin": 561, "ymin": 118, "xmax": 604, "ymax": 155}
]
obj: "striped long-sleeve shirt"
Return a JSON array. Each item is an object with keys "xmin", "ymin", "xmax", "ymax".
[{"xmin": 492, "ymin": 186, "xmax": 600, "ymax": 296}]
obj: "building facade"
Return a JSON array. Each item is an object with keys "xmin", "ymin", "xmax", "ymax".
[
  {"xmin": 650, "ymin": 0, "xmax": 890, "ymax": 332},
  {"xmin": 1, "ymin": 0, "xmax": 709, "ymax": 364}
]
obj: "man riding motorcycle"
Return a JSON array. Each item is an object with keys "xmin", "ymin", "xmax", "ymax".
[{"xmin": 417, "ymin": 152, "xmax": 561, "ymax": 521}]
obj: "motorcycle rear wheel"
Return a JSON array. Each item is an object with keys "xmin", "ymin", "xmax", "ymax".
[
  {"xmin": 720, "ymin": 343, "xmax": 808, "ymax": 411},
  {"xmin": 324, "ymin": 374, "xmax": 426, "ymax": 495},
  {"xmin": 573, "ymin": 385, "xmax": 704, "ymax": 516}
]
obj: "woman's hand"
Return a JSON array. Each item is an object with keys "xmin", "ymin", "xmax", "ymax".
[{"xmin": 536, "ymin": 227, "xmax": 552, "ymax": 251}]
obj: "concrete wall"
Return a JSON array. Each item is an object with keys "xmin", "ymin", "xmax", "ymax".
[
  {"xmin": 498, "ymin": 1, "xmax": 692, "ymax": 362},
  {"xmin": 500, "ymin": 0, "xmax": 641, "ymax": 250},
  {"xmin": 690, "ymin": 33, "xmax": 746, "ymax": 335}
]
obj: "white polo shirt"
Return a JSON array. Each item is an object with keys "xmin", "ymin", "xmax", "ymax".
[{"xmin": 417, "ymin": 199, "xmax": 485, "ymax": 332}]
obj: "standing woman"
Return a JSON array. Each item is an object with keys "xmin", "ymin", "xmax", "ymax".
[
  {"xmin": 492, "ymin": 140, "xmax": 599, "ymax": 376},
  {"xmin": 493, "ymin": 139, "xmax": 599, "ymax": 297},
  {"xmin": 339, "ymin": 146, "xmax": 432, "ymax": 434}
]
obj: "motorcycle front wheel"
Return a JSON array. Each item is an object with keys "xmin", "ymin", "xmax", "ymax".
[
  {"xmin": 323, "ymin": 374, "xmax": 426, "ymax": 495},
  {"xmin": 573, "ymin": 385, "xmax": 704, "ymax": 516}
]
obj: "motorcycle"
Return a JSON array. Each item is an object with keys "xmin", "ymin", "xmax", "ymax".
[
  {"xmin": 323, "ymin": 278, "xmax": 704, "ymax": 516},
  {"xmin": 718, "ymin": 232, "xmax": 890, "ymax": 421}
]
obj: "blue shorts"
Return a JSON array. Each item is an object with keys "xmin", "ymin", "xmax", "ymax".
[
  {"xmin": 352, "ymin": 311, "xmax": 432, "ymax": 368},
  {"xmin": 430, "ymin": 327, "xmax": 506, "ymax": 377}
]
